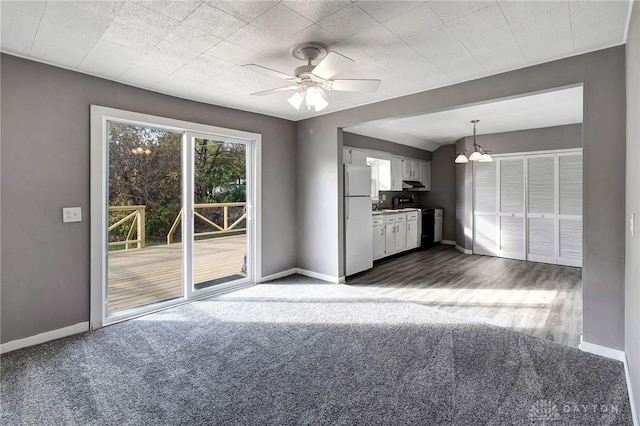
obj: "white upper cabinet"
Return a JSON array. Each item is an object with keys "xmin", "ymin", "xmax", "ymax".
[
  {"xmin": 401, "ymin": 158, "xmax": 421, "ymax": 180},
  {"xmin": 349, "ymin": 148, "xmax": 368, "ymax": 167},
  {"xmin": 343, "ymin": 147, "xmax": 351, "ymax": 164},
  {"xmin": 344, "ymin": 146, "xmax": 431, "ymax": 192},
  {"xmin": 402, "ymin": 158, "xmax": 412, "ymax": 179},
  {"xmin": 391, "ymin": 156, "xmax": 403, "ymax": 191},
  {"xmin": 419, "ymin": 160, "xmax": 431, "ymax": 190}
]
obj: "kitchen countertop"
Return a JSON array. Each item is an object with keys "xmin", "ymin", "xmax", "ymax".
[{"xmin": 372, "ymin": 208, "xmax": 420, "ymax": 215}]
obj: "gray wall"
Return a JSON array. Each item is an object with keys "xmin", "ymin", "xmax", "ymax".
[
  {"xmin": 421, "ymin": 144, "xmax": 456, "ymax": 242},
  {"xmin": 343, "ymin": 132, "xmax": 433, "ymax": 160},
  {"xmin": 297, "ymin": 47, "xmax": 626, "ymax": 350},
  {"xmin": 455, "ymin": 124, "xmax": 583, "ymax": 248},
  {"xmin": 0, "ymin": 54, "xmax": 297, "ymax": 344},
  {"xmin": 626, "ymin": 2, "xmax": 640, "ymax": 417}
]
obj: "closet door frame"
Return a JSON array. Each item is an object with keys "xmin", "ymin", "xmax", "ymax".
[{"xmin": 473, "ymin": 148, "xmax": 582, "ymax": 266}]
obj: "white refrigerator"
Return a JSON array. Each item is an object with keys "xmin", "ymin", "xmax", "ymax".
[{"xmin": 344, "ymin": 164, "xmax": 373, "ymax": 276}]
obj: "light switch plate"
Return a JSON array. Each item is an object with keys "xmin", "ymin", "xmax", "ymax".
[
  {"xmin": 630, "ymin": 213, "xmax": 635, "ymax": 237},
  {"xmin": 63, "ymin": 207, "xmax": 82, "ymax": 223}
]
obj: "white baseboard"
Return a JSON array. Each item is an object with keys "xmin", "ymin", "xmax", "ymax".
[
  {"xmin": 441, "ymin": 240, "xmax": 455, "ymax": 245},
  {"xmin": 624, "ymin": 354, "xmax": 640, "ymax": 426},
  {"xmin": 0, "ymin": 322, "xmax": 90, "ymax": 354},
  {"xmin": 455, "ymin": 244, "xmax": 473, "ymax": 255},
  {"xmin": 579, "ymin": 339, "xmax": 626, "ymax": 362},
  {"xmin": 259, "ymin": 268, "xmax": 297, "ymax": 283},
  {"xmin": 296, "ymin": 268, "xmax": 342, "ymax": 283},
  {"xmin": 579, "ymin": 339, "xmax": 638, "ymax": 425}
]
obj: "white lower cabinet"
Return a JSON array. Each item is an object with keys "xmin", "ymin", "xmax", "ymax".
[
  {"xmin": 406, "ymin": 211, "xmax": 419, "ymax": 249},
  {"xmin": 384, "ymin": 216, "xmax": 397, "ymax": 256},
  {"xmin": 395, "ymin": 215, "xmax": 407, "ymax": 252},
  {"xmin": 376, "ymin": 212, "xmax": 419, "ymax": 259},
  {"xmin": 372, "ymin": 217, "xmax": 385, "ymax": 260}
]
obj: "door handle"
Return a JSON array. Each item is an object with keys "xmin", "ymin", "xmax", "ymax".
[{"xmin": 345, "ymin": 171, "xmax": 350, "ymax": 197}]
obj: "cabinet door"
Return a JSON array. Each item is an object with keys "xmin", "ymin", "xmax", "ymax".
[
  {"xmin": 391, "ymin": 156, "xmax": 403, "ymax": 190},
  {"xmin": 343, "ymin": 147, "xmax": 351, "ymax": 165},
  {"xmin": 499, "ymin": 158, "xmax": 525, "ymax": 260},
  {"xmin": 557, "ymin": 152, "xmax": 582, "ymax": 267},
  {"xmin": 350, "ymin": 148, "xmax": 368, "ymax": 166},
  {"xmin": 385, "ymin": 223, "xmax": 396, "ymax": 255},
  {"xmin": 420, "ymin": 161, "xmax": 431, "ymax": 190},
  {"xmin": 527, "ymin": 155, "xmax": 556, "ymax": 264},
  {"xmin": 402, "ymin": 158, "xmax": 412, "ymax": 179},
  {"xmin": 396, "ymin": 217, "xmax": 407, "ymax": 251},
  {"xmin": 406, "ymin": 220, "xmax": 419, "ymax": 249},
  {"xmin": 372, "ymin": 225, "xmax": 385, "ymax": 260},
  {"xmin": 411, "ymin": 159, "xmax": 420, "ymax": 180},
  {"xmin": 473, "ymin": 160, "xmax": 498, "ymax": 256}
]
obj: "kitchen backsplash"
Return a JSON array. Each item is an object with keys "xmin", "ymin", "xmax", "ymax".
[{"xmin": 377, "ymin": 190, "xmax": 426, "ymax": 208}]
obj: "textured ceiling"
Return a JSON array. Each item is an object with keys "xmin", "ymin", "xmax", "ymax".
[
  {"xmin": 0, "ymin": 1, "xmax": 632, "ymax": 121},
  {"xmin": 344, "ymin": 86, "xmax": 583, "ymax": 151}
]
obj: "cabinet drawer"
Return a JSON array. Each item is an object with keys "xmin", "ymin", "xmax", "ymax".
[
  {"xmin": 395, "ymin": 214, "xmax": 406, "ymax": 222},
  {"xmin": 406, "ymin": 212, "xmax": 418, "ymax": 220},
  {"xmin": 385, "ymin": 217, "xmax": 396, "ymax": 225},
  {"xmin": 372, "ymin": 218, "xmax": 384, "ymax": 226}
]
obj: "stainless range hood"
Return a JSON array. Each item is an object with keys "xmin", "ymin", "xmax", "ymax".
[{"xmin": 402, "ymin": 180, "xmax": 425, "ymax": 189}]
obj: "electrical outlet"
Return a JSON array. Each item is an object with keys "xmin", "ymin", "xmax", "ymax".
[
  {"xmin": 630, "ymin": 213, "xmax": 636, "ymax": 237},
  {"xmin": 63, "ymin": 207, "xmax": 82, "ymax": 223}
]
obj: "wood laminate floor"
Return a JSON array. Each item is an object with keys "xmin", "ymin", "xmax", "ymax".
[{"xmin": 349, "ymin": 244, "xmax": 582, "ymax": 347}]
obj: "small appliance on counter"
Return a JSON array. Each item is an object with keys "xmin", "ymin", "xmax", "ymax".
[{"xmin": 344, "ymin": 164, "xmax": 373, "ymax": 276}]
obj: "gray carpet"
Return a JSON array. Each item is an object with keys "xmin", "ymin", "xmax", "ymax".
[{"xmin": 1, "ymin": 275, "xmax": 632, "ymax": 425}]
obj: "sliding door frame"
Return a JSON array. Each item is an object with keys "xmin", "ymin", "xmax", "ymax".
[{"xmin": 90, "ymin": 105, "xmax": 262, "ymax": 329}]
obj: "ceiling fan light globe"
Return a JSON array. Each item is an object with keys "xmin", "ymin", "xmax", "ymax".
[
  {"xmin": 455, "ymin": 154, "xmax": 469, "ymax": 164},
  {"xmin": 287, "ymin": 91, "xmax": 305, "ymax": 110},
  {"xmin": 468, "ymin": 151, "xmax": 483, "ymax": 161},
  {"xmin": 479, "ymin": 153, "xmax": 493, "ymax": 162}
]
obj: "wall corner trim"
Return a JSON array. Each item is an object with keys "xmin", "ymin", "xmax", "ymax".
[
  {"xmin": 0, "ymin": 322, "xmax": 90, "ymax": 354},
  {"xmin": 441, "ymin": 240, "xmax": 455, "ymax": 245},
  {"xmin": 455, "ymin": 244, "xmax": 473, "ymax": 255},
  {"xmin": 296, "ymin": 268, "xmax": 343, "ymax": 284},
  {"xmin": 258, "ymin": 268, "xmax": 298, "ymax": 283}
]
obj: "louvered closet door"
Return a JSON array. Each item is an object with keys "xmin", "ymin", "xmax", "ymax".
[
  {"xmin": 499, "ymin": 158, "xmax": 525, "ymax": 260},
  {"xmin": 558, "ymin": 153, "xmax": 583, "ymax": 267},
  {"xmin": 527, "ymin": 155, "xmax": 557, "ymax": 264},
  {"xmin": 473, "ymin": 161, "xmax": 498, "ymax": 256}
]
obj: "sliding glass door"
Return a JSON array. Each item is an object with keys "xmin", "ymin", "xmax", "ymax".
[
  {"xmin": 187, "ymin": 134, "xmax": 252, "ymax": 297},
  {"xmin": 106, "ymin": 121, "xmax": 185, "ymax": 315},
  {"xmin": 95, "ymin": 109, "xmax": 257, "ymax": 324}
]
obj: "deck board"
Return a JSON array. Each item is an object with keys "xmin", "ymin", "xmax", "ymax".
[{"xmin": 107, "ymin": 235, "xmax": 247, "ymax": 313}]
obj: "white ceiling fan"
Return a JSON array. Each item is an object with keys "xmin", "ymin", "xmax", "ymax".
[{"xmin": 243, "ymin": 43, "xmax": 381, "ymax": 112}]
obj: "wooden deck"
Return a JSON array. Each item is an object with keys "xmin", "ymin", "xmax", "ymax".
[{"xmin": 107, "ymin": 234, "xmax": 247, "ymax": 313}]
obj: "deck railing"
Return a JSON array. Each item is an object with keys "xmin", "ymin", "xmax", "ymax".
[
  {"xmin": 108, "ymin": 205, "xmax": 146, "ymax": 249},
  {"xmin": 167, "ymin": 202, "xmax": 247, "ymax": 244}
]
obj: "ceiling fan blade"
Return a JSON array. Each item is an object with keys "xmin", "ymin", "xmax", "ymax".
[
  {"xmin": 242, "ymin": 64, "xmax": 294, "ymax": 80},
  {"xmin": 249, "ymin": 86, "xmax": 300, "ymax": 96},
  {"xmin": 327, "ymin": 79, "xmax": 381, "ymax": 92},
  {"xmin": 311, "ymin": 52, "xmax": 354, "ymax": 80}
]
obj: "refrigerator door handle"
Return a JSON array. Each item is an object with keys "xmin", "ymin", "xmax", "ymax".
[
  {"xmin": 345, "ymin": 170, "xmax": 350, "ymax": 197},
  {"xmin": 346, "ymin": 198, "xmax": 349, "ymax": 221}
]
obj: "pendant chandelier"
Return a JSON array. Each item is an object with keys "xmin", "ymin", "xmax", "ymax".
[{"xmin": 455, "ymin": 120, "xmax": 493, "ymax": 163}]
